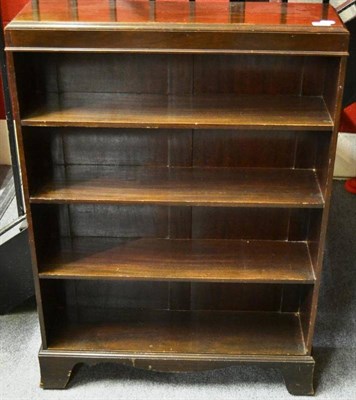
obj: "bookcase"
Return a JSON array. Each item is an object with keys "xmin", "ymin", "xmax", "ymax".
[{"xmin": 5, "ymin": 1, "xmax": 349, "ymax": 395}]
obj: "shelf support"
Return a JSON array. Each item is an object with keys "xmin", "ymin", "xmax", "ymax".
[
  {"xmin": 39, "ymin": 355, "xmax": 76, "ymax": 389},
  {"xmin": 280, "ymin": 361, "xmax": 315, "ymax": 396}
]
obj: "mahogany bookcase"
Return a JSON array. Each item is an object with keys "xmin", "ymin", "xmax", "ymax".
[{"xmin": 5, "ymin": 0, "xmax": 349, "ymax": 395}]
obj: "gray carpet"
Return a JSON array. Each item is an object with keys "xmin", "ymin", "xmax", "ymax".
[{"xmin": 0, "ymin": 181, "xmax": 355, "ymax": 399}]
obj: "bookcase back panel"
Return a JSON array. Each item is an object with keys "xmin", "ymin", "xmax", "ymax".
[
  {"xmin": 193, "ymin": 130, "xmax": 330, "ymax": 169},
  {"xmin": 193, "ymin": 55, "xmax": 326, "ymax": 96},
  {"xmin": 14, "ymin": 53, "xmax": 333, "ymax": 115},
  {"xmin": 40, "ymin": 279, "xmax": 310, "ymax": 316},
  {"xmin": 23, "ymin": 128, "xmax": 191, "ymax": 167},
  {"xmin": 31, "ymin": 204, "xmax": 318, "ymax": 242},
  {"xmin": 190, "ymin": 283, "xmax": 309, "ymax": 312},
  {"xmin": 192, "ymin": 207, "xmax": 314, "ymax": 241},
  {"xmin": 55, "ymin": 54, "xmax": 193, "ymax": 95},
  {"xmin": 22, "ymin": 128, "xmax": 331, "ymax": 198}
]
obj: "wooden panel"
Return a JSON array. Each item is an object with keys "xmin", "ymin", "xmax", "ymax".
[
  {"xmin": 193, "ymin": 130, "xmax": 296, "ymax": 168},
  {"xmin": 169, "ymin": 282, "xmax": 191, "ymax": 311},
  {"xmin": 301, "ymin": 57, "xmax": 347, "ymax": 354},
  {"xmin": 8, "ymin": 1, "xmax": 344, "ymax": 29},
  {"xmin": 193, "ymin": 55, "xmax": 303, "ymax": 95},
  {"xmin": 29, "ymin": 166, "xmax": 324, "ymax": 208},
  {"xmin": 168, "ymin": 207, "xmax": 192, "ymax": 239},
  {"xmin": 13, "ymin": 53, "xmax": 329, "ymax": 116},
  {"xmin": 22, "ymin": 128, "xmax": 329, "ymax": 183},
  {"xmin": 294, "ymin": 132, "xmax": 318, "ymax": 169},
  {"xmin": 315, "ymin": 131, "xmax": 333, "ymax": 194},
  {"xmin": 6, "ymin": 3, "xmax": 348, "ymax": 57},
  {"xmin": 72, "ymin": 280, "xmax": 170, "ymax": 310},
  {"xmin": 288, "ymin": 209, "xmax": 311, "ymax": 242},
  {"xmin": 193, "ymin": 207, "xmax": 290, "ymax": 240},
  {"xmin": 299, "ymin": 286, "xmax": 315, "ymax": 353},
  {"xmin": 23, "ymin": 128, "xmax": 329, "ymax": 171},
  {"xmin": 59, "ymin": 129, "xmax": 191, "ymax": 167},
  {"xmin": 306, "ymin": 210, "xmax": 324, "ymax": 276},
  {"xmin": 40, "ymin": 279, "xmax": 66, "ymax": 333},
  {"xmin": 56, "ymin": 53, "xmax": 192, "ymax": 95},
  {"xmin": 57, "ymin": 53, "xmax": 168, "ymax": 94},
  {"xmin": 22, "ymin": 129, "xmax": 57, "ymax": 191},
  {"xmin": 302, "ymin": 57, "xmax": 328, "ymax": 96},
  {"xmin": 38, "ymin": 237, "xmax": 315, "ymax": 284},
  {"xmin": 47, "ymin": 308, "xmax": 306, "ymax": 356},
  {"xmin": 323, "ymin": 57, "xmax": 341, "ymax": 122},
  {"xmin": 31, "ymin": 204, "xmax": 62, "ymax": 251},
  {"xmin": 23, "ymin": 127, "xmax": 193, "ymax": 173},
  {"xmin": 6, "ymin": 28, "xmax": 348, "ymax": 55},
  {"xmin": 67, "ymin": 204, "xmax": 169, "ymax": 238},
  {"xmin": 190, "ymin": 283, "xmax": 285, "ymax": 312},
  {"xmin": 61, "ymin": 129, "xmax": 167, "ymax": 166},
  {"xmin": 21, "ymin": 93, "xmax": 333, "ymax": 130},
  {"xmin": 280, "ymin": 285, "xmax": 307, "ymax": 313}
]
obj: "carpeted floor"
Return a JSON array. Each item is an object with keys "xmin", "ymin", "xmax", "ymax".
[{"xmin": 0, "ymin": 181, "xmax": 355, "ymax": 399}]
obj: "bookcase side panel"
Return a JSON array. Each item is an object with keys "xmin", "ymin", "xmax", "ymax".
[
  {"xmin": 6, "ymin": 51, "xmax": 50, "ymax": 347},
  {"xmin": 301, "ymin": 56, "xmax": 348, "ymax": 352}
]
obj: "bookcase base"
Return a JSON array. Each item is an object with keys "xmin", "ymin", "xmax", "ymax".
[{"xmin": 39, "ymin": 349, "xmax": 315, "ymax": 395}]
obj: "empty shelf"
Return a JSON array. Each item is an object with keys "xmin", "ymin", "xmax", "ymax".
[
  {"xmin": 21, "ymin": 93, "xmax": 333, "ymax": 130},
  {"xmin": 39, "ymin": 237, "xmax": 315, "ymax": 284},
  {"xmin": 48, "ymin": 308, "xmax": 306, "ymax": 356},
  {"xmin": 30, "ymin": 166, "xmax": 324, "ymax": 208}
]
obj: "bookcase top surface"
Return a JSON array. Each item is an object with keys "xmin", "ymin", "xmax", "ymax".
[
  {"xmin": 7, "ymin": 1, "xmax": 346, "ymax": 31},
  {"xmin": 5, "ymin": 1, "xmax": 348, "ymax": 54}
]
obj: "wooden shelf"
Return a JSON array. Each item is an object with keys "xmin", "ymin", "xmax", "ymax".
[
  {"xmin": 48, "ymin": 308, "xmax": 306, "ymax": 356},
  {"xmin": 21, "ymin": 93, "xmax": 332, "ymax": 130},
  {"xmin": 39, "ymin": 238, "xmax": 315, "ymax": 284},
  {"xmin": 30, "ymin": 166, "xmax": 324, "ymax": 208}
]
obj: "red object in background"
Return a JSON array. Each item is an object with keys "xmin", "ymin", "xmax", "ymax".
[
  {"xmin": 339, "ymin": 102, "xmax": 356, "ymax": 133},
  {"xmin": 1, "ymin": 0, "xmax": 28, "ymax": 24},
  {"xmin": 345, "ymin": 178, "xmax": 356, "ymax": 194}
]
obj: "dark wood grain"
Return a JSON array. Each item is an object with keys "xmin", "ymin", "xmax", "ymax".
[
  {"xmin": 281, "ymin": 362, "xmax": 315, "ymax": 396},
  {"xmin": 38, "ymin": 237, "xmax": 315, "ymax": 284},
  {"xmin": 190, "ymin": 282, "xmax": 284, "ymax": 312},
  {"xmin": 21, "ymin": 93, "xmax": 333, "ymax": 130},
  {"xmin": 193, "ymin": 130, "xmax": 328, "ymax": 169},
  {"xmin": 38, "ymin": 351, "xmax": 315, "ymax": 394},
  {"xmin": 48, "ymin": 308, "xmax": 306, "ymax": 356},
  {"xmin": 8, "ymin": 1, "xmax": 345, "ymax": 29},
  {"xmin": 40, "ymin": 279, "xmax": 302, "ymax": 314},
  {"xmin": 29, "ymin": 166, "xmax": 324, "ymax": 208},
  {"xmin": 32, "ymin": 204, "xmax": 312, "ymax": 242},
  {"xmin": 13, "ymin": 53, "xmax": 333, "ymax": 109},
  {"xmin": 193, "ymin": 54, "xmax": 304, "ymax": 95},
  {"xmin": 192, "ymin": 207, "xmax": 291, "ymax": 240},
  {"xmin": 5, "ymin": 2, "xmax": 348, "ymax": 55},
  {"xmin": 301, "ymin": 56, "xmax": 348, "ymax": 353},
  {"xmin": 6, "ymin": 28, "xmax": 349, "ymax": 55}
]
